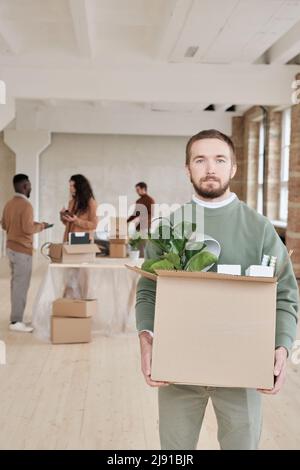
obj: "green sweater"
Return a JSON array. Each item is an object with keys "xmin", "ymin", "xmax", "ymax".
[{"xmin": 136, "ymin": 197, "xmax": 299, "ymax": 354}]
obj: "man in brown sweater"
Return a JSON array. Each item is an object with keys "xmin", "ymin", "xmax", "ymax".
[
  {"xmin": 127, "ymin": 182, "xmax": 155, "ymax": 257},
  {"xmin": 127, "ymin": 182, "xmax": 155, "ymax": 233},
  {"xmin": 1, "ymin": 174, "xmax": 50, "ymax": 332}
]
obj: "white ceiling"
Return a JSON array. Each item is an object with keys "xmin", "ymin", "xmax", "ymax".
[
  {"xmin": 1, "ymin": 0, "xmax": 300, "ymax": 132},
  {"xmin": 1, "ymin": 0, "xmax": 300, "ymax": 63}
]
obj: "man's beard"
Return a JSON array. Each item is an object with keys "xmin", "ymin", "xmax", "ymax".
[{"xmin": 191, "ymin": 175, "xmax": 231, "ymax": 199}]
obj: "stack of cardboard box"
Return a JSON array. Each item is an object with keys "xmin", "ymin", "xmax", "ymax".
[
  {"xmin": 51, "ymin": 298, "xmax": 97, "ymax": 344},
  {"xmin": 46, "ymin": 242, "xmax": 99, "ymax": 264},
  {"xmin": 109, "ymin": 217, "xmax": 128, "ymax": 258}
]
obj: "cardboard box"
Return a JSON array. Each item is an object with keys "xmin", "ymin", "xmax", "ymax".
[
  {"xmin": 110, "ymin": 243, "xmax": 127, "ymax": 258},
  {"xmin": 48, "ymin": 243, "xmax": 99, "ymax": 264},
  {"xmin": 127, "ymin": 266, "xmax": 276, "ymax": 389},
  {"xmin": 51, "ymin": 316, "xmax": 91, "ymax": 344},
  {"xmin": 109, "ymin": 238, "xmax": 129, "ymax": 245},
  {"xmin": 52, "ymin": 298, "xmax": 97, "ymax": 318}
]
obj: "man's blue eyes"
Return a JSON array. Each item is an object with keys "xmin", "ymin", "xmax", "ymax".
[{"xmin": 195, "ymin": 159, "xmax": 225, "ymax": 163}]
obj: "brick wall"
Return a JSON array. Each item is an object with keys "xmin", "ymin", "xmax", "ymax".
[{"xmin": 286, "ymin": 73, "xmax": 300, "ymax": 278}]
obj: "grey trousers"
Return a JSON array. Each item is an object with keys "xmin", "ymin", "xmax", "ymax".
[
  {"xmin": 7, "ymin": 248, "xmax": 33, "ymax": 323},
  {"xmin": 158, "ymin": 384, "xmax": 262, "ymax": 450}
]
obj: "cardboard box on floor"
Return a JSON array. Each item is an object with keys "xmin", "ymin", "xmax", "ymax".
[
  {"xmin": 48, "ymin": 243, "xmax": 100, "ymax": 264},
  {"xmin": 126, "ymin": 265, "xmax": 277, "ymax": 389},
  {"xmin": 110, "ymin": 217, "xmax": 128, "ymax": 238},
  {"xmin": 51, "ymin": 316, "xmax": 91, "ymax": 344},
  {"xmin": 52, "ymin": 298, "xmax": 97, "ymax": 318},
  {"xmin": 109, "ymin": 237, "xmax": 129, "ymax": 245},
  {"xmin": 110, "ymin": 243, "xmax": 127, "ymax": 258}
]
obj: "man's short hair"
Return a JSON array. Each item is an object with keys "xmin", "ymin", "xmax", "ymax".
[
  {"xmin": 136, "ymin": 182, "xmax": 147, "ymax": 191},
  {"xmin": 185, "ymin": 129, "xmax": 236, "ymax": 166},
  {"xmin": 13, "ymin": 174, "xmax": 29, "ymax": 188}
]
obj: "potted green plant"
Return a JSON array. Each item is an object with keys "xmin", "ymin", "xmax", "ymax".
[
  {"xmin": 141, "ymin": 219, "xmax": 220, "ymax": 273},
  {"xmin": 128, "ymin": 234, "xmax": 142, "ymax": 260}
]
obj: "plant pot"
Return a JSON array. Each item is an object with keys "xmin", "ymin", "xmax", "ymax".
[{"xmin": 129, "ymin": 250, "xmax": 140, "ymax": 260}]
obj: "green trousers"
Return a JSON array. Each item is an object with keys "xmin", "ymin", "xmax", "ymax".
[{"xmin": 158, "ymin": 384, "xmax": 262, "ymax": 450}]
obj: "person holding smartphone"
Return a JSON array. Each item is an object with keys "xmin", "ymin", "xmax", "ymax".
[
  {"xmin": 1, "ymin": 174, "xmax": 51, "ymax": 332},
  {"xmin": 60, "ymin": 174, "xmax": 98, "ymax": 242}
]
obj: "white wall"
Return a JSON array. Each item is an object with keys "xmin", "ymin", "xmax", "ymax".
[
  {"xmin": 0, "ymin": 132, "xmax": 15, "ymax": 213},
  {"xmin": 0, "ymin": 132, "xmax": 15, "ymax": 256},
  {"xmin": 40, "ymin": 133, "xmax": 192, "ymax": 242}
]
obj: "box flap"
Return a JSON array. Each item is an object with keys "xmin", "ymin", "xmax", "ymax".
[
  {"xmin": 63, "ymin": 243, "xmax": 99, "ymax": 254},
  {"xmin": 125, "ymin": 264, "xmax": 157, "ymax": 281},
  {"xmin": 53, "ymin": 298, "xmax": 97, "ymax": 304},
  {"xmin": 155, "ymin": 269, "xmax": 277, "ymax": 283},
  {"xmin": 125, "ymin": 265, "xmax": 277, "ymax": 283}
]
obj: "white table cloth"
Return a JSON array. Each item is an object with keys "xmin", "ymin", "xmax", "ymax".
[{"xmin": 32, "ymin": 258, "xmax": 143, "ymax": 342}]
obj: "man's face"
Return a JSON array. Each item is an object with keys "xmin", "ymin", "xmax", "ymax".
[
  {"xmin": 25, "ymin": 181, "xmax": 32, "ymax": 198},
  {"xmin": 69, "ymin": 180, "xmax": 76, "ymax": 197},
  {"xmin": 136, "ymin": 186, "xmax": 145, "ymax": 197},
  {"xmin": 186, "ymin": 138, "xmax": 236, "ymax": 199}
]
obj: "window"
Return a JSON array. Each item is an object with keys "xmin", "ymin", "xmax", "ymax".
[
  {"xmin": 279, "ymin": 108, "xmax": 291, "ymax": 222},
  {"xmin": 257, "ymin": 120, "xmax": 265, "ymax": 215}
]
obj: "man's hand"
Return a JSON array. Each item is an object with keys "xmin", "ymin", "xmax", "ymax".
[
  {"xmin": 258, "ymin": 346, "xmax": 288, "ymax": 395},
  {"xmin": 139, "ymin": 331, "xmax": 169, "ymax": 388}
]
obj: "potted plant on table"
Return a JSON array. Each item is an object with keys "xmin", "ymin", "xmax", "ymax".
[{"xmin": 128, "ymin": 233, "xmax": 143, "ymax": 260}]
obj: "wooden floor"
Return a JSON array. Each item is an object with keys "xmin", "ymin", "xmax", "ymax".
[{"xmin": 0, "ymin": 256, "xmax": 299, "ymax": 450}]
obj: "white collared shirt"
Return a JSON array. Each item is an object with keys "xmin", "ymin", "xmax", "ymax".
[
  {"xmin": 192, "ymin": 192, "xmax": 236, "ymax": 209},
  {"xmin": 14, "ymin": 193, "xmax": 31, "ymax": 205}
]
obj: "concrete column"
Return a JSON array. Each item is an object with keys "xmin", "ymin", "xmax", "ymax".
[
  {"xmin": 3, "ymin": 129, "xmax": 51, "ymax": 248},
  {"xmin": 286, "ymin": 73, "xmax": 300, "ymax": 279}
]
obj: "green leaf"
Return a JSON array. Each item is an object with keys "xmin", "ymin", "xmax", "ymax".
[
  {"xmin": 173, "ymin": 221, "xmax": 197, "ymax": 240},
  {"xmin": 170, "ymin": 238, "xmax": 187, "ymax": 256},
  {"xmin": 148, "ymin": 237, "xmax": 169, "ymax": 252},
  {"xmin": 163, "ymin": 253, "xmax": 181, "ymax": 270},
  {"xmin": 148, "ymin": 220, "xmax": 172, "ymax": 252},
  {"xmin": 184, "ymin": 242, "xmax": 206, "ymax": 264},
  {"xmin": 141, "ymin": 259, "xmax": 159, "ymax": 273},
  {"xmin": 185, "ymin": 251, "xmax": 218, "ymax": 272},
  {"xmin": 151, "ymin": 259, "xmax": 176, "ymax": 272}
]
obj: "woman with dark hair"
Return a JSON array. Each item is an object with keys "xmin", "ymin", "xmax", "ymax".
[{"xmin": 60, "ymin": 174, "xmax": 98, "ymax": 242}]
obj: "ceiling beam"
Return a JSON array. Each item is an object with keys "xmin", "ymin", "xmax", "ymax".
[
  {"xmin": 0, "ymin": 22, "xmax": 21, "ymax": 54},
  {"xmin": 69, "ymin": 0, "xmax": 94, "ymax": 58},
  {"xmin": 267, "ymin": 19, "xmax": 300, "ymax": 65},
  {"xmin": 156, "ymin": 0, "xmax": 193, "ymax": 60},
  {"xmin": 14, "ymin": 100, "xmax": 233, "ymax": 136},
  {"xmin": 2, "ymin": 63, "xmax": 300, "ymax": 106}
]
